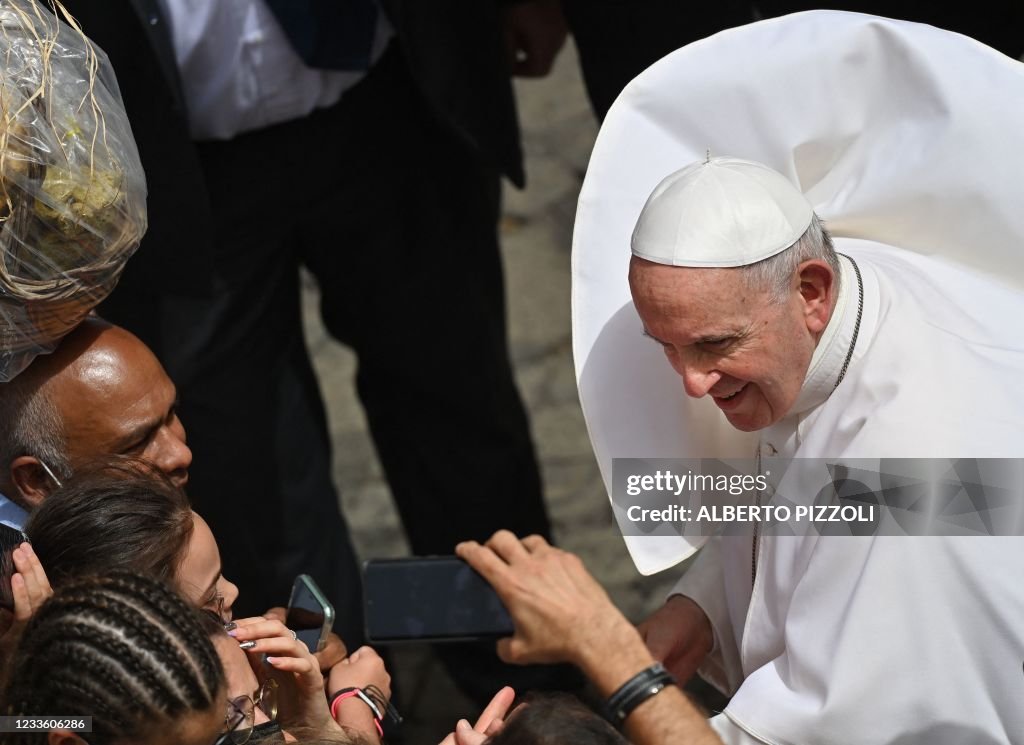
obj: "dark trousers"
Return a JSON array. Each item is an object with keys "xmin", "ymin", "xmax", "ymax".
[{"xmin": 103, "ymin": 45, "xmax": 551, "ymax": 653}]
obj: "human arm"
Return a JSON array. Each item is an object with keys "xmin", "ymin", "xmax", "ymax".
[
  {"xmin": 655, "ymin": 536, "xmax": 744, "ymax": 695},
  {"xmin": 229, "ymin": 616, "xmax": 338, "ymax": 734},
  {"xmin": 637, "ymin": 593, "xmax": 714, "ymax": 683},
  {"xmin": 0, "ymin": 543, "xmax": 53, "ymax": 665},
  {"xmin": 438, "ymin": 686, "xmax": 515, "ymax": 745},
  {"xmin": 261, "ymin": 605, "xmax": 348, "ymax": 680},
  {"xmin": 327, "ymin": 645, "xmax": 392, "ymax": 743},
  {"xmin": 455, "ymin": 531, "xmax": 723, "ymax": 745}
]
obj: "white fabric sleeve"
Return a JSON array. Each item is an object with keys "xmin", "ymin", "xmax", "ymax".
[
  {"xmin": 669, "ymin": 535, "xmax": 745, "ymax": 696},
  {"xmin": 709, "ymin": 713, "xmax": 769, "ymax": 744}
]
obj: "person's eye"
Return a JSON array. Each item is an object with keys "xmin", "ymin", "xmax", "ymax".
[
  {"xmin": 700, "ymin": 338, "xmax": 734, "ymax": 351},
  {"xmin": 120, "ymin": 439, "xmax": 147, "ymax": 456}
]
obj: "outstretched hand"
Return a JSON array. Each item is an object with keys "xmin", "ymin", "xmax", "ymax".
[
  {"xmin": 455, "ymin": 531, "xmax": 634, "ymax": 668},
  {"xmin": 438, "ymin": 686, "xmax": 515, "ymax": 745},
  {"xmin": 637, "ymin": 595, "xmax": 714, "ymax": 684}
]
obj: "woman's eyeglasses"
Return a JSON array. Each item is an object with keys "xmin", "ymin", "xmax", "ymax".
[{"xmin": 213, "ymin": 677, "xmax": 278, "ymax": 745}]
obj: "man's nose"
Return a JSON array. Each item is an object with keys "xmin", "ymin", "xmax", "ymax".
[
  {"xmin": 159, "ymin": 424, "xmax": 193, "ymax": 486},
  {"xmin": 679, "ymin": 365, "xmax": 721, "ymax": 398},
  {"xmin": 170, "ymin": 440, "xmax": 193, "ymax": 483}
]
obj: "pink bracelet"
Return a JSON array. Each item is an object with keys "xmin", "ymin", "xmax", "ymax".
[{"xmin": 330, "ymin": 688, "xmax": 384, "ymax": 737}]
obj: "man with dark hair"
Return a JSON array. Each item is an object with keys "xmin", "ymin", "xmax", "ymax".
[{"xmin": 0, "ymin": 316, "xmax": 365, "ymax": 646}]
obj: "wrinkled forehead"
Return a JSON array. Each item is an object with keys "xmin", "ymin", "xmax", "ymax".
[{"xmin": 628, "ymin": 257, "xmax": 770, "ymax": 337}]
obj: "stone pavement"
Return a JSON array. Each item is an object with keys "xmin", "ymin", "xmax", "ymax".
[{"xmin": 301, "ymin": 42, "xmax": 680, "ymax": 742}]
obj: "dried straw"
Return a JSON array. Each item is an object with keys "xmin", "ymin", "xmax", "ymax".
[{"xmin": 0, "ymin": 0, "xmax": 144, "ymax": 372}]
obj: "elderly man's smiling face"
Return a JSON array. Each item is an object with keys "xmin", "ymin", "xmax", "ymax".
[{"xmin": 629, "ymin": 256, "xmax": 833, "ymax": 432}]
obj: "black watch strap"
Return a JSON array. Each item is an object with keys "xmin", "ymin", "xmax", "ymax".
[{"xmin": 603, "ymin": 662, "xmax": 677, "ymax": 725}]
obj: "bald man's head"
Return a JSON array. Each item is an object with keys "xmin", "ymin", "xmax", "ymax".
[{"xmin": 0, "ymin": 318, "xmax": 191, "ymax": 508}]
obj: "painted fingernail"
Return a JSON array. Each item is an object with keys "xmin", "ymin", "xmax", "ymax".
[
  {"xmin": 224, "ymin": 622, "xmax": 237, "ymax": 632},
  {"xmin": 265, "ymin": 656, "xmax": 280, "ymax": 665},
  {"xmin": 239, "ymin": 641, "xmax": 257, "ymax": 650},
  {"xmin": 227, "ymin": 629, "xmax": 240, "ymax": 637}
]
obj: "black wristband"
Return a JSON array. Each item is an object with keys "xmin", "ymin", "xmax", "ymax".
[{"xmin": 603, "ymin": 662, "xmax": 677, "ymax": 725}]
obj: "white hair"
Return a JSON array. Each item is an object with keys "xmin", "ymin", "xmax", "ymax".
[
  {"xmin": 739, "ymin": 213, "xmax": 840, "ymax": 303},
  {"xmin": 0, "ymin": 376, "xmax": 72, "ymax": 490}
]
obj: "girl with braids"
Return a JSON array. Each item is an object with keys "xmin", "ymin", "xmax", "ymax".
[
  {"xmin": 0, "ymin": 571, "xmax": 226, "ymax": 745},
  {"xmin": 197, "ymin": 612, "xmax": 384, "ymax": 745},
  {"xmin": 22, "ymin": 458, "xmax": 393, "ymax": 744}
]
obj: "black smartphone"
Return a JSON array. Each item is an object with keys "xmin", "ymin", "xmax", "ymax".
[
  {"xmin": 286, "ymin": 574, "xmax": 335, "ymax": 654},
  {"xmin": 363, "ymin": 556, "xmax": 514, "ymax": 644},
  {"xmin": 0, "ymin": 524, "xmax": 29, "ymax": 611}
]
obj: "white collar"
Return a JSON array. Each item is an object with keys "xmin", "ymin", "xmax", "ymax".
[
  {"xmin": 0, "ymin": 490, "xmax": 29, "ymax": 530},
  {"xmin": 788, "ymin": 254, "xmax": 862, "ymax": 417}
]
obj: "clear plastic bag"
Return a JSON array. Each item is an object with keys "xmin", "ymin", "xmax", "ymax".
[{"xmin": 0, "ymin": 0, "xmax": 146, "ymax": 381}]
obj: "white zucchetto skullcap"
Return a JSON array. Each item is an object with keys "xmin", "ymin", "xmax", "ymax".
[{"xmin": 630, "ymin": 156, "xmax": 813, "ymax": 267}]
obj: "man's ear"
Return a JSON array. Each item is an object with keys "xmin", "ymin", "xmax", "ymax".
[
  {"xmin": 797, "ymin": 260, "xmax": 835, "ymax": 335},
  {"xmin": 10, "ymin": 456, "xmax": 54, "ymax": 509},
  {"xmin": 47, "ymin": 730, "xmax": 89, "ymax": 745}
]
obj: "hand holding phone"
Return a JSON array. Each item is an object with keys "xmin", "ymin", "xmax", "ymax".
[
  {"xmin": 362, "ymin": 556, "xmax": 514, "ymax": 644},
  {"xmin": 226, "ymin": 615, "xmax": 331, "ymax": 731}
]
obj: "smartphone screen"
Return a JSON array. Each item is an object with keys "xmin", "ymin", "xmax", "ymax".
[
  {"xmin": 363, "ymin": 556, "xmax": 514, "ymax": 643},
  {"xmin": 286, "ymin": 574, "xmax": 334, "ymax": 653},
  {"xmin": 0, "ymin": 524, "xmax": 29, "ymax": 611}
]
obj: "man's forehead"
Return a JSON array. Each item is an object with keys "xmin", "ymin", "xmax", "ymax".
[
  {"xmin": 629, "ymin": 258, "xmax": 761, "ymax": 337},
  {"xmin": 51, "ymin": 336, "xmax": 173, "ymax": 431},
  {"xmin": 629, "ymin": 257, "xmax": 749, "ymax": 306}
]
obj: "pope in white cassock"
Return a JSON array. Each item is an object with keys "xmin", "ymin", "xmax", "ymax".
[{"xmin": 572, "ymin": 11, "xmax": 1024, "ymax": 745}]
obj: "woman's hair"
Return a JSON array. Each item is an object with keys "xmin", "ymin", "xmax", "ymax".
[
  {"xmin": 485, "ymin": 693, "xmax": 629, "ymax": 745},
  {"xmin": 24, "ymin": 456, "xmax": 194, "ymax": 587},
  {"xmin": 0, "ymin": 571, "xmax": 224, "ymax": 745}
]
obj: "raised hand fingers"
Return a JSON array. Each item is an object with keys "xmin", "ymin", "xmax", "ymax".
[
  {"xmin": 240, "ymin": 634, "xmax": 314, "ymax": 661},
  {"xmin": 329, "ymin": 645, "xmax": 391, "ymax": 699},
  {"xmin": 454, "ymin": 719, "xmax": 491, "ymax": 745},
  {"xmin": 485, "ymin": 530, "xmax": 533, "ymax": 563},
  {"xmin": 261, "ymin": 606, "xmax": 287, "ymax": 623},
  {"xmin": 229, "ymin": 617, "xmax": 295, "ymax": 641},
  {"xmin": 456, "ymin": 538, "xmax": 514, "ymax": 590},
  {"xmin": 473, "ymin": 686, "xmax": 515, "ymax": 732},
  {"xmin": 520, "ymin": 534, "xmax": 550, "ymax": 553},
  {"xmin": 11, "ymin": 544, "xmax": 52, "ymax": 620},
  {"xmin": 9, "ymin": 574, "xmax": 30, "ymax": 622},
  {"xmin": 314, "ymin": 632, "xmax": 347, "ymax": 673}
]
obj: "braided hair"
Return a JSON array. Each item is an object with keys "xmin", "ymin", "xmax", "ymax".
[{"xmin": 0, "ymin": 572, "xmax": 224, "ymax": 745}]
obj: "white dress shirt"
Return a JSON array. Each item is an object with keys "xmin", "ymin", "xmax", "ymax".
[{"xmin": 161, "ymin": 0, "xmax": 392, "ymax": 140}]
